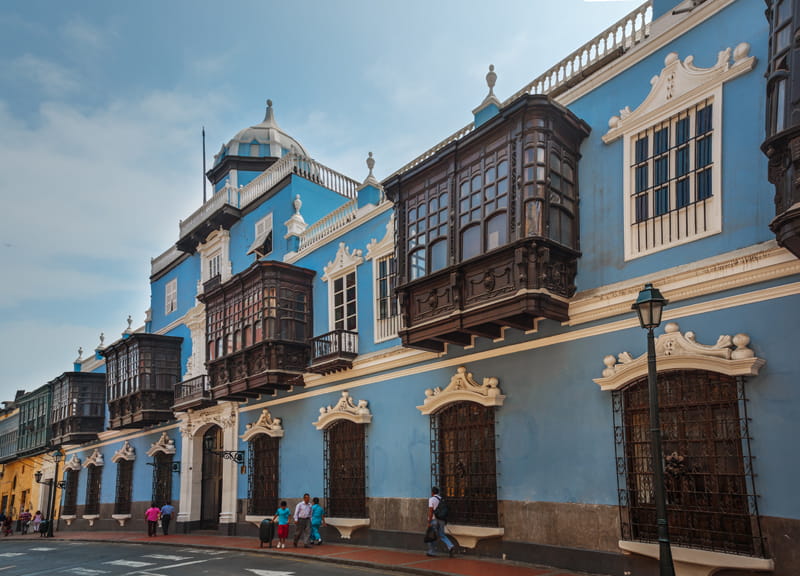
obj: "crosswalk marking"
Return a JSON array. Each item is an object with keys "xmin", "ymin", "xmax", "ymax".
[
  {"xmin": 30, "ymin": 547, "xmax": 57, "ymax": 551},
  {"xmin": 104, "ymin": 560, "xmax": 154, "ymax": 568},
  {"xmin": 65, "ymin": 569, "xmax": 109, "ymax": 575},
  {"xmin": 0, "ymin": 553, "xmax": 24, "ymax": 557},
  {"xmin": 143, "ymin": 555, "xmax": 191, "ymax": 561}
]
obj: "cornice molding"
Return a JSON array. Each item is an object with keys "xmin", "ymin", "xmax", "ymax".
[
  {"xmin": 313, "ymin": 391, "xmax": 372, "ymax": 430},
  {"xmin": 594, "ymin": 322, "xmax": 765, "ymax": 391},
  {"xmin": 146, "ymin": 432, "xmax": 177, "ymax": 457},
  {"xmin": 241, "ymin": 408, "xmax": 284, "ymax": 441},
  {"xmin": 111, "ymin": 440, "xmax": 136, "ymax": 463},
  {"xmin": 568, "ymin": 242, "xmax": 800, "ymax": 326},
  {"xmin": 417, "ymin": 366, "xmax": 505, "ymax": 415}
]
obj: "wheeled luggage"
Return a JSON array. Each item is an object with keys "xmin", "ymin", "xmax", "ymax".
[{"xmin": 259, "ymin": 518, "xmax": 275, "ymax": 548}]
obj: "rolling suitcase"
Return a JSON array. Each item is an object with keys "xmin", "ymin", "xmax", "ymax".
[{"xmin": 259, "ymin": 518, "xmax": 275, "ymax": 548}]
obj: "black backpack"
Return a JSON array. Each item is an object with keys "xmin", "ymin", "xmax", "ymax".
[{"xmin": 433, "ymin": 495, "xmax": 449, "ymax": 521}]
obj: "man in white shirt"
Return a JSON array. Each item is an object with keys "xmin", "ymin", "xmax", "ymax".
[
  {"xmin": 427, "ymin": 486, "xmax": 456, "ymax": 557},
  {"xmin": 293, "ymin": 493, "xmax": 313, "ymax": 548}
]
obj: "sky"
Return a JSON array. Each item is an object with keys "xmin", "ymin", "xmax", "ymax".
[{"xmin": 0, "ymin": 0, "xmax": 642, "ymax": 402}]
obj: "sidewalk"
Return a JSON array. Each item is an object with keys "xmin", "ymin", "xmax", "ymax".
[{"xmin": 3, "ymin": 530, "xmax": 612, "ymax": 576}]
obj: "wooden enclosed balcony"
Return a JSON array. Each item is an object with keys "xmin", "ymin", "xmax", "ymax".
[
  {"xmin": 308, "ymin": 330, "xmax": 358, "ymax": 374},
  {"xmin": 396, "ymin": 239, "xmax": 578, "ymax": 352},
  {"xmin": 50, "ymin": 371, "xmax": 106, "ymax": 445},
  {"xmin": 173, "ymin": 374, "xmax": 215, "ymax": 412}
]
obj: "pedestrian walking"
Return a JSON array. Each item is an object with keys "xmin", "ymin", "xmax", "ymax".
[
  {"xmin": 272, "ymin": 500, "xmax": 291, "ymax": 548},
  {"xmin": 310, "ymin": 497, "xmax": 326, "ymax": 544},
  {"xmin": 293, "ymin": 493, "xmax": 312, "ymax": 548},
  {"xmin": 145, "ymin": 503, "xmax": 161, "ymax": 537},
  {"xmin": 160, "ymin": 502, "xmax": 175, "ymax": 535},
  {"xmin": 426, "ymin": 487, "xmax": 456, "ymax": 557},
  {"xmin": 32, "ymin": 511, "xmax": 42, "ymax": 533},
  {"xmin": 19, "ymin": 509, "xmax": 31, "ymax": 534}
]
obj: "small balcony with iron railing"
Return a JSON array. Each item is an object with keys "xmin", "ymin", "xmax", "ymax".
[
  {"xmin": 308, "ymin": 330, "xmax": 359, "ymax": 375},
  {"xmin": 173, "ymin": 374, "xmax": 215, "ymax": 412}
]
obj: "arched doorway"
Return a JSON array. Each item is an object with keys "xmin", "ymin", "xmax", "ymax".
[{"xmin": 200, "ymin": 425, "xmax": 223, "ymax": 529}]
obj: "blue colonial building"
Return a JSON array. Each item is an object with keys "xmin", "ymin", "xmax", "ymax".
[{"xmin": 2, "ymin": 1, "xmax": 798, "ymax": 575}]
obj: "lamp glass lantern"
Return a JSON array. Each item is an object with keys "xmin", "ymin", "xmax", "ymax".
[
  {"xmin": 632, "ymin": 283, "xmax": 668, "ymax": 329},
  {"xmin": 34, "ymin": 470, "xmax": 43, "ymax": 484}
]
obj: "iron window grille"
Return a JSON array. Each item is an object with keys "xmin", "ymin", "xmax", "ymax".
[
  {"xmin": 613, "ymin": 370, "xmax": 767, "ymax": 557},
  {"xmin": 151, "ymin": 452, "xmax": 174, "ymax": 506},
  {"xmin": 84, "ymin": 464, "xmax": 102, "ymax": 516},
  {"xmin": 247, "ymin": 435, "xmax": 280, "ymax": 516},
  {"xmin": 62, "ymin": 469, "xmax": 79, "ymax": 516},
  {"xmin": 324, "ymin": 420, "xmax": 367, "ymax": 518},
  {"xmin": 114, "ymin": 460, "xmax": 133, "ymax": 515},
  {"xmin": 430, "ymin": 402, "xmax": 499, "ymax": 526}
]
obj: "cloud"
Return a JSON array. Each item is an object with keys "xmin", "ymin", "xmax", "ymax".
[
  {"xmin": 5, "ymin": 54, "xmax": 81, "ymax": 96},
  {"xmin": 61, "ymin": 17, "xmax": 111, "ymax": 51}
]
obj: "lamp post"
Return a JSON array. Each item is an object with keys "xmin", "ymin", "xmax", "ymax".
[
  {"xmin": 34, "ymin": 449, "xmax": 64, "ymax": 538},
  {"xmin": 632, "ymin": 283, "xmax": 675, "ymax": 576}
]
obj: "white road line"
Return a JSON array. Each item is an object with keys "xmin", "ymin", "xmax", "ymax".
[
  {"xmin": 153, "ymin": 559, "xmax": 210, "ymax": 569},
  {"xmin": 30, "ymin": 547, "xmax": 57, "ymax": 551},
  {"xmin": 0, "ymin": 554, "xmax": 24, "ymax": 558},
  {"xmin": 0, "ymin": 567, "xmax": 16, "ymax": 572},
  {"xmin": 143, "ymin": 555, "xmax": 191, "ymax": 561},
  {"xmin": 105, "ymin": 560, "xmax": 155, "ymax": 568},
  {"xmin": 65, "ymin": 569, "xmax": 110, "ymax": 575}
]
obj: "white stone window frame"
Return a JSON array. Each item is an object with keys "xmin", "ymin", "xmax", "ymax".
[
  {"xmin": 416, "ymin": 366, "xmax": 506, "ymax": 548},
  {"xmin": 240, "ymin": 409, "xmax": 284, "ymax": 525},
  {"xmin": 247, "ymin": 212, "xmax": 273, "ymax": 258},
  {"xmin": 322, "ymin": 242, "xmax": 363, "ymax": 333},
  {"xmin": 197, "ymin": 228, "xmax": 232, "ymax": 294},
  {"xmin": 366, "ymin": 214, "xmax": 400, "ymax": 343},
  {"xmin": 592, "ymin": 322, "xmax": 771, "ymax": 576},
  {"xmin": 165, "ymin": 278, "xmax": 178, "ymax": 315},
  {"xmin": 111, "ymin": 442, "xmax": 135, "ymax": 527},
  {"xmin": 312, "ymin": 391, "xmax": 371, "ymax": 539},
  {"xmin": 603, "ymin": 43, "xmax": 756, "ymax": 261}
]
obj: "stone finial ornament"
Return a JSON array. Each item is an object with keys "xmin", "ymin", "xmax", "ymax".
[
  {"xmin": 293, "ymin": 194, "xmax": 302, "ymax": 215},
  {"xmin": 367, "ymin": 152, "xmax": 375, "ymax": 178},
  {"xmin": 486, "ymin": 64, "xmax": 497, "ymax": 97},
  {"xmin": 98, "ymin": 333, "xmax": 105, "ymax": 348},
  {"xmin": 75, "ymin": 347, "xmax": 83, "ymax": 362}
]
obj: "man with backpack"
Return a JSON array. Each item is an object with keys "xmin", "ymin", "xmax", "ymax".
[{"xmin": 426, "ymin": 486, "xmax": 456, "ymax": 557}]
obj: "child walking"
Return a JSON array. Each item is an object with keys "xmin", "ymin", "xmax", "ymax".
[
  {"xmin": 310, "ymin": 497, "xmax": 326, "ymax": 545},
  {"xmin": 272, "ymin": 501, "xmax": 291, "ymax": 549}
]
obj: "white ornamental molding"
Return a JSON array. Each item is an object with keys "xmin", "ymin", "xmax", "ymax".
[
  {"xmin": 322, "ymin": 242, "xmax": 363, "ymax": 282},
  {"xmin": 111, "ymin": 441, "xmax": 136, "ymax": 463},
  {"xmin": 594, "ymin": 322, "xmax": 765, "ymax": 391},
  {"xmin": 241, "ymin": 408, "xmax": 285, "ymax": 441},
  {"xmin": 181, "ymin": 403, "xmax": 238, "ymax": 438},
  {"xmin": 147, "ymin": 432, "xmax": 177, "ymax": 457},
  {"xmin": 64, "ymin": 454, "xmax": 82, "ymax": 471},
  {"xmin": 417, "ymin": 366, "xmax": 505, "ymax": 415},
  {"xmin": 313, "ymin": 391, "xmax": 372, "ymax": 430},
  {"xmin": 365, "ymin": 213, "xmax": 395, "ymax": 261},
  {"xmin": 603, "ymin": 42, "xmax": 756, "ymax": 144},
  {"xmin": 82, "ymin": 449, "xmax": 105, "ymax": 468}
]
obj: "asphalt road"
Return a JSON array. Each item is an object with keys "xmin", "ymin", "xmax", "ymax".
[{"xmin": 0, "ymin": 541, "xmax": 399, "ymax": 576}]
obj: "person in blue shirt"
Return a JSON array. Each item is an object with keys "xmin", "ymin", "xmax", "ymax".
[
  {"xmin": 272, "ymin": 501, "xmax": 291, "ymax": 549},
  {"xmin": 160, "ymin": 502, "xmax": 175, "ymax": 535},
  {"xmin": 310, "ymin": 497, "xmax": 326, "ymax": 545}
]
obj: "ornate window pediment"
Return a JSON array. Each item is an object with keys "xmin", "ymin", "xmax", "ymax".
[
  {"xmin": 146, "ymin": 431, "xmax": 177, "ymax": 457},
  {"xmin": 323, "ymin": 242, "xmax": 364, "ymax": 283},
  {"xmin": 417, "ymin": 366, "xmax": 505, "ymax": 415},
  {"xmin": 111, "ymin": 441, "xmax": 136, "ymax": 463},
  {"xmin": 64, "ymin": 454, "xmax": 81, "ymax": 471},
  {"xmin": 603, "ymin": 44, "xmax": 756, "ymax": 144},
  {"xmin": 83, "ymin": 448, "xmax": 105, "ymax": 468},
  {"xmin": 313, "ymin": 391, "xmax": 372, "ymax": 430},
  {"xmin": 594, "ymin": 322, "xmax": 765, "ymax": 391},
  {"xmin": 241, "ymin": 408, "xmax": 284, "ymax": 441}
]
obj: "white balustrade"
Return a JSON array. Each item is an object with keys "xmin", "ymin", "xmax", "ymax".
[
  {"xmin": 297, "ymin": 198, "xmax": 360, "ymax": 253},
  {"xmin": 386, "ymin": 1, "xmax": 652, "ymax": 182}
]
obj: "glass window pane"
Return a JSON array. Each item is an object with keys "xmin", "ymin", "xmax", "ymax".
[
  {"xmin": 461, "ymin": 225, "xmax": 480, "ymax": 261},
  {"xmin": 430, "ymin": 240, "xmax": 447, "ymax": 272},
  {"xmin": 485, "ymin": 213, "xmax": 507, "ymax": 250}
]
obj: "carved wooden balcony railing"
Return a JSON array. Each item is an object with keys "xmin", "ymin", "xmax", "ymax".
[
  {"xmin": 108, "ymin": 374, "xmax": 179, "ymax": 429},
  {"xmin": 206, "ymin": 340, "xmax": 310, "ymax": 401},
  {"xmin": 396, "ymin": 239, "xmax": 579, "ymax": 352},
  {"xmin": 173, "ymin": 374, "xmax": 214, "ymax": 412},
  {"xmin": 308, "ymin": 330, "xmax": 359, "ymax": 375}
]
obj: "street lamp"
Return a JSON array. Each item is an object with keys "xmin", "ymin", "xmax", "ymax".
[
  {"xmin": 632, "ymin": 283, "xmax": 675, "ymax": 576},
  {"xmin": 34, "ymin": 449, "xmax": 64, "ymax": 538}
]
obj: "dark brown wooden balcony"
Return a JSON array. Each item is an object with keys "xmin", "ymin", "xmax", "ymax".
[
  {"xmin": 176, "ymin": 185, "xmax": 241, "ymax": 254},
  {"xmin": 173, "ymin": 374, "xmax": 215, "ymax": 412},
  {"xmin": 200, "ymin": 259, "xmax": 316, "ymax": 402},
  {"xmin": 207, "ymin": 340, "xmax": 310, "ymax": 401},
  {"xmin": 308, "ymin": 330, "xmax": 358, "ymax": 374},
  {"xmin": 396, "ymin": 239, "xmax": 578, "ymax": 352},
  {"xmin": 102, "ymin": 333, "xmax": 183, "ymax": 429},
  {"xmin": 764, "ymin": 126, "xmax": 800, "ymax": 259},
  {"xmin": 50, "ymin": 371, "xmax": 106, "ymax": 445}
]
